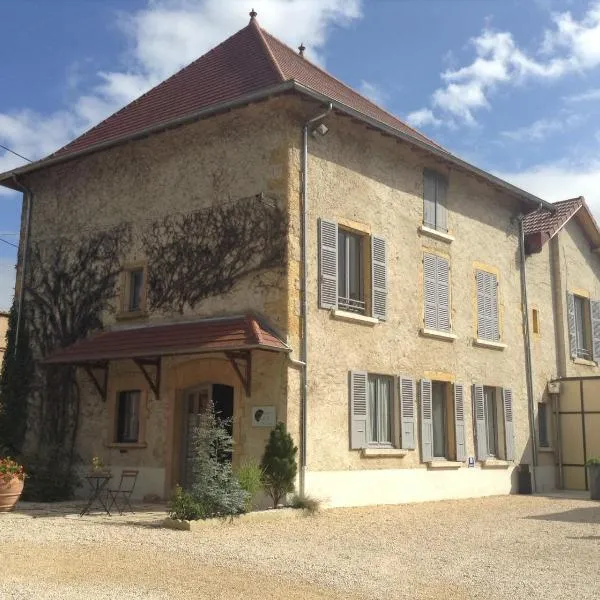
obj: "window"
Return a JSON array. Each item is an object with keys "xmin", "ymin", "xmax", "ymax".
[
  {"xmin": 338, "ymin": 229, "xmax": 365, "ymax": 314},
  {"xmin": 121, "ymin": 266, "xmax": 146, "ymax": 314},
  {"xmin": 532, "ymin": 308, "xmax": 540, "ymax": 334},
  {"xmin": 368, "ymin": 375, "xmax": 393, "ymax": 446},
  {"xmin": 431, "ymin": 382, "xmax": 448, "ymax": 458},
  {"xmin": 115, "ymin": 390, "xmax": 140, "ymax": 443},
  {"xmin": 473, "ymin": 385, "xmax": 515, "ymax": 461},
  {"xmin": 423, "ymin": 169, "xmax": 448, "ymax": 232},
  {"xmin": 476, "ymin": 270, "xmax": 499, "ymax": 341},
  {"xmin": 574, "ymin": 295, "xmax": 591, "ymax": 359},
  {"xmin": 538, "ymin": 402, "xmax": 549, "ymax": 448},
  {"xmin": 423, "ymin": 253, "xmax": 450, "ymax": 332},
  {"xmin": 484, "ymin": 387, "xmax": 498, "ymax": 456}
]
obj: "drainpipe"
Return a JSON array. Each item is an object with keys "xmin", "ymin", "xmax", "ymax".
[
  {"xmin": 517, "ymin": 213, "xmax": 538, "ymax": 492},
  {"xmin": 11, "ymin": 175, "xmax": 33, "ymax": 356},
  {"xmin": 299, "ymin": 103, "xmax": 332, "ymax": 496}
]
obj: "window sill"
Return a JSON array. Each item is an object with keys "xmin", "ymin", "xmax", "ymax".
[
  {"xmin": 481, "ymin": 459, "xmax": 510, "ymax": 469},
  {"xmin": 573, "ymin": 357, "xmax": 596, "ymax": 367},
  {"xmin": 538, "ymin": 446, "xmax": 554, "ymax": 453},
  {"xmin": 418, "ymin": 225, "xmax": 454, "ymax": 244},
  {"xmin": 116, "ymin": 310, "xmax": 149, "ymax": 322},
  {"xmin": 331, "ymin": 310, "xmax": 379, "ymax": 326},
  {"xmin": 361, "ymin": 448, "xmax": 408, "ymax": 458},
  {"xmin": 420, "ymin": 328, "xmax": 457, "ymax": 342},
  {"xmin": 105, "ymin": 442, "xmax": 147, "ymax": 449},
  {"xmin": 473, "ymin": 338, "xmax": 507, "ymax": 351},
  {"xmin": 427, "ymin": 460, "xmax": 462, "ymax": 470}
]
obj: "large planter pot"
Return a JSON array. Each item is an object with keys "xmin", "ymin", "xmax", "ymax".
[
  {"xmin": 588, "ymin": 464, "xmax": 600, "ymax": 501},
  {"xmin": 0, "ymin": 477, "xmax": 24, "ymax": 512}
]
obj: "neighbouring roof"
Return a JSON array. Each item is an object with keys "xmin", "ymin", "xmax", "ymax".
[
  {"xmin": 44, "ymin": 314, "xmax": 289, "ymax": 365},
  {"xmin": 523, "ymin": 196, "xmax": 600, "ymax": 253},
  {"xmin": 0, "ymin": 14, "xmax": 552, "ymax": 210}
]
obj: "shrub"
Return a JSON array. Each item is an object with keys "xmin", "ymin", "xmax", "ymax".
[
  {"xmin": 0, "ymin": 457, "xmax": 25, "ymax": 484},
  {"xmin": 236, "ymin": 459, "xmax": 263, "ymax": 511},
  {"xmin": 586, "ymin": 457, "xmax": 600, "ymax": 466},
  {"xmin": 260, "ymin": 422, "xmax": 298, "ymax": 508},
  {"xmin": 290, "ymin": 493, "xmax": 321, "ymax": 515},
  {"xmin": 168, "ymin": 485, "xmax": 205, "ymax": 521}
]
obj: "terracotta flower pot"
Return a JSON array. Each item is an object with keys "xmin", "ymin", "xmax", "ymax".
[{"xmin": 0, "ymin": 477, "xmax": 25, "ymax": 512}]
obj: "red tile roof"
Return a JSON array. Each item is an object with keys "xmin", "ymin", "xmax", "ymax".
[
  {"xmin": 44, "ymin": 314, "xmax": 288, "ymax": 364},
  {"xmin": 50, "ymin": 16, "xmax": 442, "ymax": 160},
  {"xmin": 523, "ymin": 197, "xmax": 583, "ymax": 237}
]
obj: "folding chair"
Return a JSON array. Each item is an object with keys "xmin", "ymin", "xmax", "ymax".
[{"xmin": 106, "ymin": 470, "xmax": 138, "ymax": 515}]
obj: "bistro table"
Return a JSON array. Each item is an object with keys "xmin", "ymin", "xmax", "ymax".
[{"xmin": 80, "ymin": 472, "xmax": 112, "ymax": 516}]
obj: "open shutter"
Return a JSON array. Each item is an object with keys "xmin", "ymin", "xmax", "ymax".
[
  {"xmin": 319, "ymin": 218, "xmax": 338, "ymax": 309},
  {"xmin": 502, "ymin": 388, "xmax": 515, "ymax": 461},
  {"xmin": 591, "ymin": 300, "xmax": 600, "ymax": 362},
  {"xmin": 349, "ymin": 371, "xmax": 368, "ymax": 449},
  {"xmin": 423, "ymin": 169, "xmax": 436, "ymax": 228},
  {"xmin": 566, "ymin": 293, "xmax": 577, "ymax": 358},
  {"xmin": 399, "ymin": 376, "xmax": 416, "ymax": 450},
  {"xmin": 473, "ymin": 384, "xmax": 487, "ymax": 460},
  {"xmin": 454, "ymin": 383, "xmax": 466, "ymax": 462},
  {"xmin": 423, "ymin": 253, "xmax": 438, "ymax": 329},
  {"xmin": 420, "ymin": 379, "xmax": 434, "ymax": 462},
  {"xmin": 435, "ymin": 174, "xmax": 448, "ymax": 232},
  {"xmin": 372, "ymin": 236, "xmax": 387, "ymax": 321},
  {"xmin": 437, "ymin": 256, "xmax": 450, "ymax": 331}
]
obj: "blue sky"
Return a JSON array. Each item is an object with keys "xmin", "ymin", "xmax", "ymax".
[{"xmin": 2, "ymin": 0, "xmax": 600, "ymax": 310}]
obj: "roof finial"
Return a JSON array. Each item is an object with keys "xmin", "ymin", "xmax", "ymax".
[
  {"xmin": 298, "ymin": 43, "xmax": 306, "ymax": 58},
  {"xmin": 249, "ymin": 8, "xmax": 257, "ymax": 20}
]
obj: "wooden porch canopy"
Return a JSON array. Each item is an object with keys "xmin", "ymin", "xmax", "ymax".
[{"xmin": 44, "ymin": 314, "xmax": 289, "ymax": 399}]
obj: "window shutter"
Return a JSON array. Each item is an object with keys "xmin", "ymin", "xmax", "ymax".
[
  {"xmin": 349, "ymin": 371, "xmax": 368, "ymax": 449},
  {"xmin": 473, "ymin": 384, "xmax": 487, "ymax": 460},
  {"xmin": 423, "ymin": 169, "xmax": 436, "ymax": 228},
  {"xmin": 437, "ymin": 256, "xmax": 450, "ymax": 331},
  {"xmin": 371, "ymin": 235, "xmax": 387, "ymax": 321},
  {"xmin": 319, "ymin": 218, "xmax": 338, "ymax": 309},
  {"xmin": 454, "ymin": 383, "xmax": 466, "ymax": 462},
  {"xmin": 399, "ymin": 376, "xmax": 416, "ymax": 450},
  {"xmin": 423, "ymin": 253, "xmax": 438, "ymax": 329},
  {"xmin": 566, "ymin": 293, "xmax": 577, "ymax": 358},
  {"xmin": 435, "ymin": 174, "xmax": 448, "ymax": 232},
  {"xmin": 420, "ymin": 379, "xmax": 434, "ymax": 462},
  {"xmin": 591, "ymin": 299, "xmax": 600, "ymax": 362},
  {"xmin": 477, "ymin": 271, "xmax": 499, "ymax": 341},
  {"xmin": 502, "ymin": 388, "xmax": 515, "ymax": 461}
]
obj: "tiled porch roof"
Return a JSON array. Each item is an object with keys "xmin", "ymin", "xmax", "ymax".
[{"xmin": 44, "ymin": 314, "xmax": 288, "ymax": 365}]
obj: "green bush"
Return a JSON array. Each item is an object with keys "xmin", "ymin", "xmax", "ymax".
[
  {"xmin": 290, "ymin": 493, "xmax": 321, "ymax": 515},
  {"xmin": 236, "ymin": 459, "xmax": 263, "ymax": 511},
  {"xmin": 586, "ymin": 457, "xmax": 600, "ymax": 466},
  {"xmin": 260, "ymin": 422, "xmax": 298, "ymax": 508},
  {"xmin": 168, "ymin": 485, "xmax": 206, "ymax": 521}
]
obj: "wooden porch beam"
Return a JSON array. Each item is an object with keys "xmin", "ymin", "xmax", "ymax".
[
  {"xmin": 133, "ymin": 357, "xmax": 161, "ymax": 398},
  {"xmin": 225, "ymin": 350, "xmax": 251, "ymax": 397},
  {"xmin": 83, "ymin": 363, "xmax": 108, "ymax": 401}
]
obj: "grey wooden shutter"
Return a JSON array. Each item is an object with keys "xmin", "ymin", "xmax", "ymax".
[
  {"xmin": 423, "ymin": 169, "xmax": 436, "ymax": 228},
  {"xmin": 399, "ymin": 376, "xmax": 416, "ymax": 450},
  {"xmin": 566, "ymin": 293, "xmax": 577, "ymax": 358},
  {"xmin": 420, "ymin": 379, "xmax": 434, "ymax": 462},
  {"xmin": 454, "ymin": 383, "xmax": 466, "ymax": 462},
  {"xmin": 319, "ymin": 218, "xmax": 338, "ymax": 309},
  {"xmin": 591, "ymin": 300, "xmax": 600, "ymax": 361},
  {"xmin": 371, "ymin": 235, "xmax": 387, "ymax": 321},
  {"xmin": 473, "ymin": 384, "xmax": 487, "ymax": 460},
  {"xmin": 437, "ymin": 256, "xmax": 450, "ymax": 331},
  {"xmin": 477, "ymin": 271, "xmax": 498, "ymax": 341},
  {"xmin": 423, "ymin": 253, "xmax": 438, "ymax": 329},
  {"xmin": 502, "ymin": 388, "xmax": 515, "ymax": 461},
  {"xmin": 350, "ymin": 371, "xmax": 368, "ymax": 449},
  {"xmin": 436, "ymin": 174, "xmax": 448, "ymax": 232}
]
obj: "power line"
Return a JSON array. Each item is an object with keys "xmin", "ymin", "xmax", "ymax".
[
  {"xmin": 0, "ymin": 237, "xmax": 18, "ymax": 248},
  {"xmin": 0, "ymin": 144, "xmax": 32, "ymax": 163}
]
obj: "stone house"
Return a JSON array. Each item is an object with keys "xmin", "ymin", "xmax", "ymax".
[{"xmin": 0, "ymin": 13, "xmax": 592, "ymax": 505}]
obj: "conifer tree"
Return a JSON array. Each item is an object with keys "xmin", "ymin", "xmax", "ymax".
[{"xmin": 260, "ymin": 422, "xmax": 298, "ymax": 508}]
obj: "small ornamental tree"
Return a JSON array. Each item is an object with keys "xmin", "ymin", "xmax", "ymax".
[{"xmin": 260, "ymin": 422, "xmax": 298, "ymax": 508}]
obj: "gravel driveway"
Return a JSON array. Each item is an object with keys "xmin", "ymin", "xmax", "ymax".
[{"xmin": 1, "ymin": 494, "xmax": 599, "ymax": 599}]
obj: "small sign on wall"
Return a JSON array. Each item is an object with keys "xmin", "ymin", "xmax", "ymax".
[
  {"xmin": 468, "ymin": 456, "xmax": 475, "ymax": 468},
  {"xmin": 251, "ymin": 406, "xmax": 276, "ymax": 427}
]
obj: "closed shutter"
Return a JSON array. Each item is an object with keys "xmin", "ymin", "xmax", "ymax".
[
  {"xmin": 423, "ymin": 253, "xmax": 438, "ymax": 329},
  {"xmin": 423, "ymin": 169, "xmax": 436, "ymax": 228},
  {"xmin": 502, "ymin": 388, "xmax": 515, "ymax": 461},
  {"xmin": 566, "ymin": 293, "xmax": 577, "ymax": 358},
  {"xmin": 399, "ymin": 376, "xmax": 416, "ymax": 450},
  {"xmin": 477, "ymin": 270, "xmax": 499, "ymax": 341},
  {"xmin": 319, "ymin": 218, "xmax": 338, "ymax": 309},
  {"xmin": 350, "ymin": 371, "xmax": 369, "ymax": 449},
  {"xmin": 420, "ymin": 379, "xmax": 434, "ymax": 462},
  {"xmin": 473, "ymin": 384, "xmax": 487, "ymax": 460},
  {"xmin": 454, "ymin": 383, "xmax": 466, "ymax": 462},
  {"xmin": 372, "ymin": 236, "xmax": 387, "ymax": 321},
  {"xmin": 436, "ymin": 174, "xmax": 448, "ymax": 232},
  {"xmin": 437, "ymin": 256, "xmax": 450, "ymax": 331},
  {"xmin": 591, "ymin": 300, "xmax": 600, "ymax": 362}
]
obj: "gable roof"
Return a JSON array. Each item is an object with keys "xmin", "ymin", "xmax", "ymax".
[
  {"xmin": 0, "ymin": 14, "xmax": 552, "ymax": 210},
  {"xmin": 523, "ymin": 196, "xmax": 600, "ymax": 253}
]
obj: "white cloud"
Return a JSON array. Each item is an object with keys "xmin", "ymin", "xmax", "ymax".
[
  {"xmin": 405, "ymin": 108, "xmax": 444, "ymax": 128},
  {"xmin": 564, "ymin": 87, "xmax": 600, "ymax": 102},
  {"xmin": 0, "ymin": 0, "xmax": 362, "ymax": 192},
  {"xmin": 0, "ymin": 258, "xmax": 16, "ymax": 311},
  {"xmin": 501, "ymin": 113, "xmax": 584, "ymax": 142}
]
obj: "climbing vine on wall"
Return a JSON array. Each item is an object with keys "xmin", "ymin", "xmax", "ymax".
[{"xmin": 141, "ymin": 193, "xmax": 287, "ymax": 313}]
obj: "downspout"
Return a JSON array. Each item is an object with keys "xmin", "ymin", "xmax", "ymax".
[
  {"xmin": 517, "ymin": 213, "xmax": 538, "ymax": 492},
  {"xmin": 11, "ymin": 175, "xmax": 33, "ymax": 356},
  {"xmin": 299, "ymin": 103, "xmax": 332, "ymax": 496}
]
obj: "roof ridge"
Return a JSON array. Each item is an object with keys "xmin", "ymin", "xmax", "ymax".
[
  {"xmin": 260, "ymin": 28, "xmax": 447, "ymax": 152},
  {"xmin": 251, "ymin": 19, "xmax": 286, "ymax": 82}
]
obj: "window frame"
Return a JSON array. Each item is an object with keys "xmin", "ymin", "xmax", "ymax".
[
  {"xmin": 338, "ymin": 227, "xmax": 366, "ymax": 315},
  {"xmin": 115, "ymin": 389, "xmax": 142, "ymax": 444},
  {"xmin": 119, "ymin": 263, "xmax": 148, "ymax": 317},
  {"xmin": 573, "ymin": 295, "xmax": 592, "ymax": 360},
  {"xmin": 431, "ymin": 381, "xmax": 450, "ymax": 460},
  {"xmin": 367, "ymin": 374, "xmax": 394, "ymax": 448}
]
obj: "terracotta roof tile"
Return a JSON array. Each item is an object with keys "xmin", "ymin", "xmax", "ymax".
[{"xmin": 523, "ymin": 197, "xmax": 583, "ymax": 237}]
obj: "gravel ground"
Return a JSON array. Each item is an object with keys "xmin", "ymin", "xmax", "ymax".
[{"xmin": 1, "ymin": 494, "xmax": 599, "ymax": 599}]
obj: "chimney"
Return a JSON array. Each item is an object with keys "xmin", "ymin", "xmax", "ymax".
[{"xmin": 298, "ymin": 43, "xmax": 306, "ymax": 58}]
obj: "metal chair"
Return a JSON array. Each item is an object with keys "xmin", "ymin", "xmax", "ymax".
[{"xmin": 106, "ymin": 470, "xmax": 138, "ymax": 515}]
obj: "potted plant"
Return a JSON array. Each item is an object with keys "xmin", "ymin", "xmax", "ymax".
[
  {"xmin": 0, "ymin": 457, "xmax": 26, "ymax": 512},
  {"xmin": 586, "ymin": 457, "xmax": 600, "ymax": 500}
]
